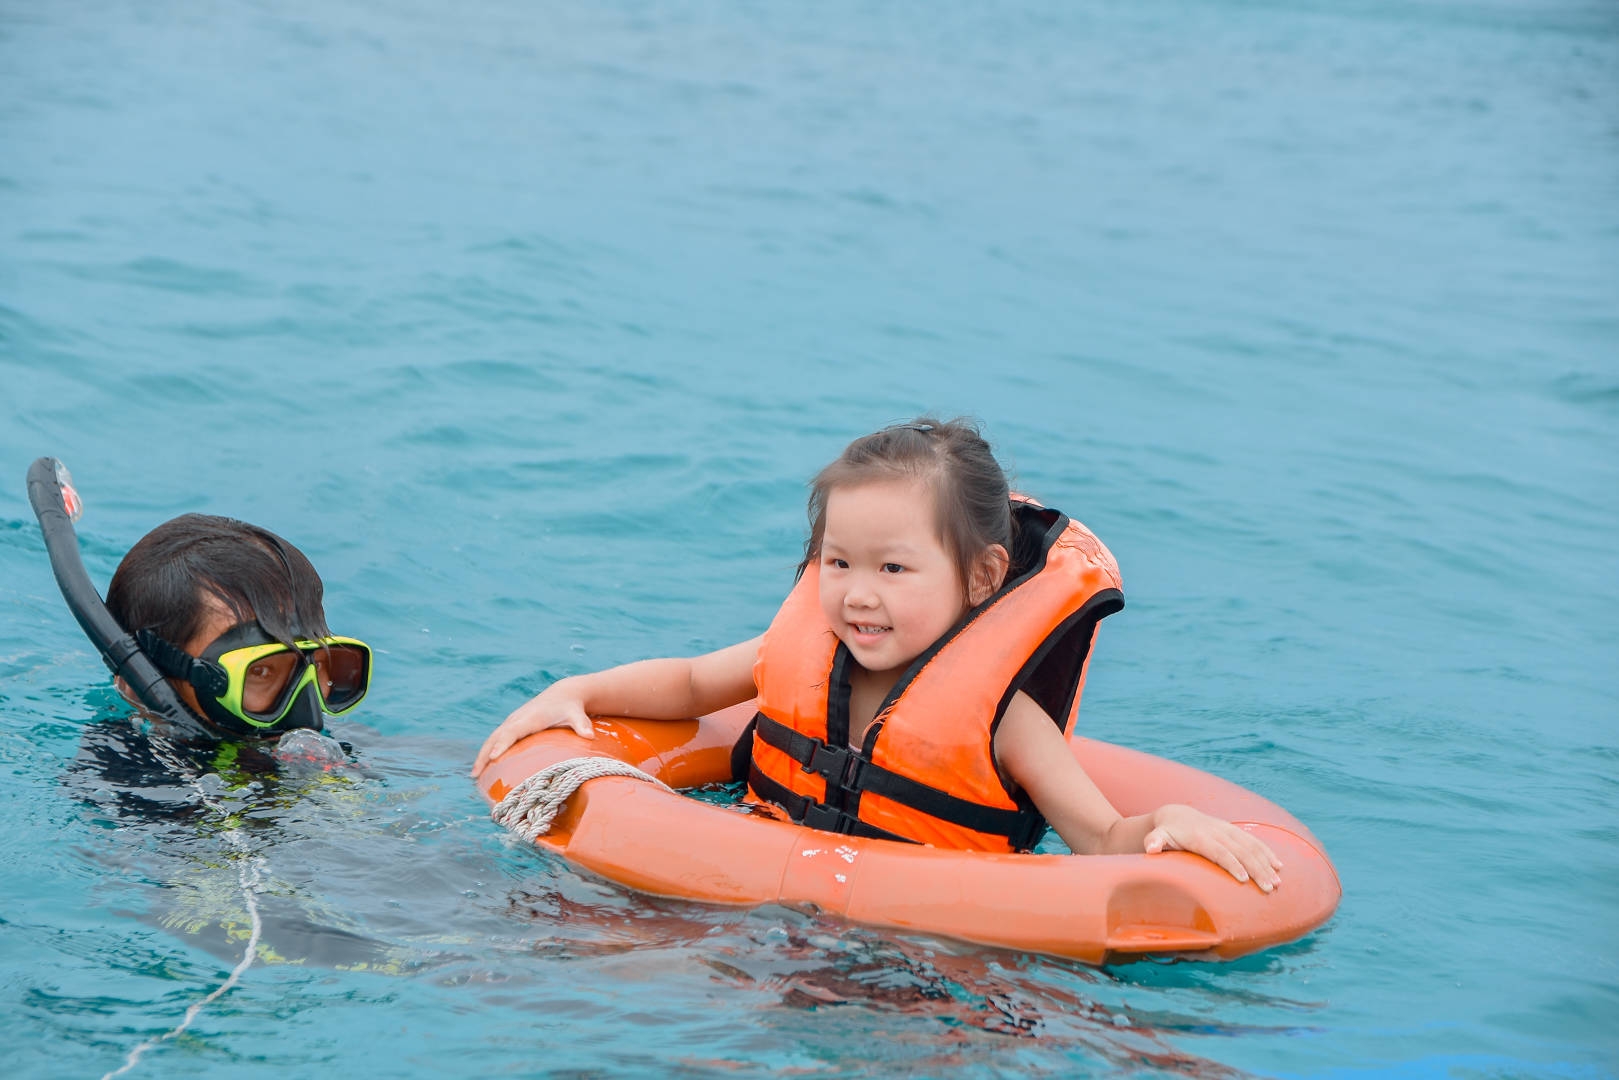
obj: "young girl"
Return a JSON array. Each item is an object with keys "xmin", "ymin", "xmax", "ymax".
[{"xmin": 473, "ymin": 419, "xmax": 1281, "ymax": 891}]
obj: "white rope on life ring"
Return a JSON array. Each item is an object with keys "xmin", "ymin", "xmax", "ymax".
[{"xmin": 491, "ymin": 756, "xmax": 673, "ymax": 843}]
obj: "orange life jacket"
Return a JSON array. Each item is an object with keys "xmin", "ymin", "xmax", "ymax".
[{"xmin": 745, "ymin": 500, "xmax": 1125, "ymax": 852}]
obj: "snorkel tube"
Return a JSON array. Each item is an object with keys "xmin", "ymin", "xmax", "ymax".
[{"xmin": 26, "ymin": 457, "xmax": 194, "ymax": 724}]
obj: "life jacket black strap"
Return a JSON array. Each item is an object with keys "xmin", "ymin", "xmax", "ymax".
[
  {"xmin": 850, "ymin": 758, "xmax": 1041, "ymax": 844},
  {"xmin": 745, "ymin": 761, "xmax": 916, "ymax": 843},
  {"xmin": 753, "ymin": 713, "xmax": 862, "ymax": 785},
  {"xmin": 752, "ymin": 713, "xmax": 1043, "ymax": 848},
  {"xmin": 729, "ymin": 713, "xmax": 760, "ymax": 782}
]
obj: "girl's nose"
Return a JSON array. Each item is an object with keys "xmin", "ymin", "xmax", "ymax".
[{"xmin": 844, "ymin": 577, "xmax": 879, "ymax": 608}]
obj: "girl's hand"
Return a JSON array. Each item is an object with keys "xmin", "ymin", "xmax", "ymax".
[
  {"xmin": 1143, "ymin": 804, "xmax": 1284, "ymax": 892},
  {"xmin": 471, "ymin": 683, "xmax": 595, "ymax": 778}
]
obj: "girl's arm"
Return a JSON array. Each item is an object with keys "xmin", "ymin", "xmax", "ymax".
[
  {"xmin": 993, "ymin": 692, "xmax": 1283, "ymax": 891},
  {"xmin": 471, "ymin": 635, "xmax": 761, "ymax": 777}
]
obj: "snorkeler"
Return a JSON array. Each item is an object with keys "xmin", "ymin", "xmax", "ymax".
[
  {"xmin": 27, "ymin": 457, "xmax": 372, "ymax": 745},
  {"xmin": 29, "ymin": 459, "xmax": 406, "ymax": 1073}
]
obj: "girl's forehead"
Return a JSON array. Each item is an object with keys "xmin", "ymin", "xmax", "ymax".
[
  {"xmin": 823, "ymin": 478, "xmax": 944, "ymax": 547},
  {"xmin": 828, "ymin": 476, "xmax": 932, "ymax": 514}
]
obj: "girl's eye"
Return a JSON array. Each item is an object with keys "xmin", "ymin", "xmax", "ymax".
[
  {"xmin": 882, "ymin": 563, "xmax": 905, "ymax": 574},
  {"xmin": 829, "ymin": 558, "xmax": 849, "ymax": 570}
]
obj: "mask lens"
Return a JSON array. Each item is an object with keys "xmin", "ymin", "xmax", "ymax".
[
  {"xmin": 313, "ymin": 643, "xmax": 370, "ymax": 712},
  {"xmin": 240, "ymin": 650, "xmax": 303, "ymax": 715}
]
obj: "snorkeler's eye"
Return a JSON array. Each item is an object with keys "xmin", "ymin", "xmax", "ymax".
[
  {"xmin": 239, "ymin": 658, "xmax": 292, "ymax": 712},
  {"xmin": 881, "ymin": 562, "xmax": 906, "ymax": 574}
]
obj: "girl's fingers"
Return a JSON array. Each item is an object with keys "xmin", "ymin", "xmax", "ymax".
[
  {"xmin": 472, "ymin": 703, "xmax": 596, "ymax": 777},
  {"xmin": 1229, "ymin": 828, "xmax": 1281, "ymax": 890},
  {"xmin": 472, "ymin": 728, "xmax": 515, "ymax": 776},
  {"xmin": 473, "ymin": 712, "xmax": 533, "ymax": 776},
  {"xmin": 1204, "ymin": 841, "xmax": 1253, "ymax": 886},
  {"xmin": 1156, "ymin": 816, "xmax": 1279, "ymax": 892}
]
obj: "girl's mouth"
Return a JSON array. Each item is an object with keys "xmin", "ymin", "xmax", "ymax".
[{"xmin": 850, "ymin": 623, "xmax": 891, "ymax": 639}]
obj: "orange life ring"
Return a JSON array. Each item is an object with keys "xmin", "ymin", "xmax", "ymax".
[{"xmin": 477, "ymin": 703, "xmax": 1341, "ymax": 963}]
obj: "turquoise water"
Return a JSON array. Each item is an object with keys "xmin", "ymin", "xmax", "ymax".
[{"xmin": 2, "ymin": 0, "xmax": 1615, "ymax": 1075}]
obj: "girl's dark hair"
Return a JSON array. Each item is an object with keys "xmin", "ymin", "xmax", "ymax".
[
  {"xmin": 106, "ymin": 513, "xmax": 329, "ymax": 651},
  {"xmin": 803, "ymin": 416, "xmax": 1013, "ymax": 600}
]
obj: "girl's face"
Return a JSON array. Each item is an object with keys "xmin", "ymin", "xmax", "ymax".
[{"xmin": 818, "ymin": 477, "xmax": 974, "ymax": 682}]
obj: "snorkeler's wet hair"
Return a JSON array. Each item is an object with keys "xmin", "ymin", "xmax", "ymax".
[
  {"xmin": 106, "ymin": 514, "xmax": 329, "ymax": 650},
  {"xmin": 804, "ymin": 416, "xmax": 1014, "ymax": 601}
]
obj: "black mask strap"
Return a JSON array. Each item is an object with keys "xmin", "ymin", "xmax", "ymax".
[{"xmin": 134, "ymin": 630, "xmax": 230, "ymax": 699}]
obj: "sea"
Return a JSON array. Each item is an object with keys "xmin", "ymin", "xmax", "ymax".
[{"xmin": 1, "ymin": 1, "xmax": 1615, "ymax": 1076}]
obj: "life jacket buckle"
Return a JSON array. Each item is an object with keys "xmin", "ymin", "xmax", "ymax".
[
  {"xmin": 799, "ymin": 801, "xmax": 854, "ymax": 834},
  {"xmin": 798, "ymin": 738, "xmax": 848, "ymax": 781}
]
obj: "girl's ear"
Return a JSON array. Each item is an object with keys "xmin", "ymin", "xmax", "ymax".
[
  {"xmin": 968, "ymin": 544, "xmax": 1010, "ymax": 606},
  {"xmin": 113, "ymin": 676, "xmax": 137, "ymax": 705}
]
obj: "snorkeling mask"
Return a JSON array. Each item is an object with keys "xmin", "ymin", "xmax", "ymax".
[
  {"xmin": 26, "ymin": 456, "xmax": 370, "ymax": 739},
  {"xmin": 138, "ymin": 624, "xmax": 372, "ymax": 734}
]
